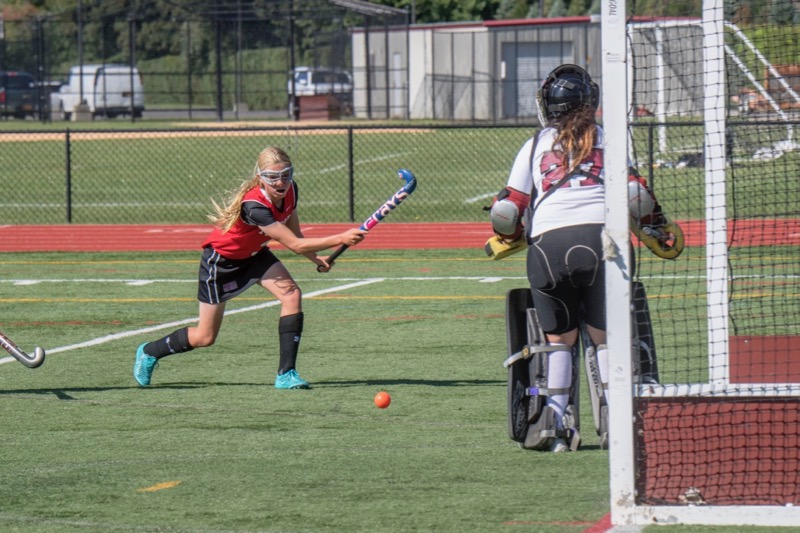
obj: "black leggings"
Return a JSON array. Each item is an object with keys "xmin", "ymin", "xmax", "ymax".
[{"xmin": 526, "ymin": 224, "xmax": 606, "ymax": 335}]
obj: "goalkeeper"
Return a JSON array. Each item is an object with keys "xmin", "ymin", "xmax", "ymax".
[
  {"xmin": 490, "ymin": 65, "xmax": 626, "ymax": 452},
  {"xmin": 490, "ymin": 65, "xmax": 678, "ymax": 452}
]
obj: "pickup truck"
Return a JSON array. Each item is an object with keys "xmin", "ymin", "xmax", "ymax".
[
  {"xmin": 288, "ymin": 66, "xmax": 353, "ymax": 117},
  {"xmin": 0, "ymin": 70, "xmax": 37, "ymax": 119}
]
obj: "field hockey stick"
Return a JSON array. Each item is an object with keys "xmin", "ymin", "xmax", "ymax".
[
  {"xmin": 0, "ymin": 331, "xmax": 46, "ymax": 369},
  {"xmin": 319, "ymin": 168, "xmax": 417, "ymax": 272}
]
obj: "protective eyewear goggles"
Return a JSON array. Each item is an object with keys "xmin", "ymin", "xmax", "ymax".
[{"xmin": 256, "ymin": 166, "xmax": 294, "ymax": 186}]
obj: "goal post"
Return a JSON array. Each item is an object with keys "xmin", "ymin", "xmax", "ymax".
[{"xmin": 603, "ymin": 0, "xmax": 800, "ymax": 527}]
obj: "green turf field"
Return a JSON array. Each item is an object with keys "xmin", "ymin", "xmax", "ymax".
[
  {"xmin": 0, "ymin": 248, "xmax": 792, "ymax": 532},
  {"xmin": 0, "ymin": 249, "xmax": 603, "ymax": 532}
]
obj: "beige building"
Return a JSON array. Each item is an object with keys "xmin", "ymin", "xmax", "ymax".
[{"xmin": 351, "ymin": 16, "xmax": 602, "ymax": 121}]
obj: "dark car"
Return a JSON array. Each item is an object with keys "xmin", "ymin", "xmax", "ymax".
[{"xmin": 0, "ymin": 71, "xmax": 37, "ymax": 119}]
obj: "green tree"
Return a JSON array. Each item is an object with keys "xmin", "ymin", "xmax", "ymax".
[
  {"xmin": 498, "ymin": 0, "xmax": 530, "ymax": 19},
  {"xmin": 548, "ymin": 0, "xmax": 567, "ymax": 17},
  {"xmin": 375, "ymin": 0, "xmax": 498, "ymax": 22},
  {"xmin": 566, "ymin": 0, "xmax": 587, "ymax": 16},
  {"xmin": 527, "ymin": 0, "xmax": 550, "ymax": 18},
  {"xmin": 630, "ymin": 0, "xmax": 700, "ymax": 17},
  {"xmin": 769, "ymin": 0, "xmax": 796, "ymax": 25}
]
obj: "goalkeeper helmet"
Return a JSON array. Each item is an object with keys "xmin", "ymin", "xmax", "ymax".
[{"xmin": 536, "ymin": 64, "xmax": 599, "ymax": 126}]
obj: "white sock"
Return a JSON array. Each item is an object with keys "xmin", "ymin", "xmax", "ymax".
[
  {"xmin": 546, "ymin": 349, "xmax": 572, "ymax": 429},
  {"xmin": 596, "ymin": 345, "xmax": 609, "ymax": 400}
]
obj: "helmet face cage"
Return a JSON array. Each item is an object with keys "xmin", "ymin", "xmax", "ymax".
[{"xmin": 535, "ymin": 64, "xmax": 599, "ymax": 126}]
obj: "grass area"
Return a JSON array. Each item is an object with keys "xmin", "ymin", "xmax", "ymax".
[
  {"xmin": 2, "ymin": 119, "xmax": 799, "ymax": 226},
  {"xmin": 0, "ymin": 249, "xmax": 601, "ymax": 532},
  {"xmin": 0, "ymin": 125, "xmax": 530, "ymax": 225},
  {"xmin": 0, "ymin": 248, "xmax": 796, "ymax": 532}
]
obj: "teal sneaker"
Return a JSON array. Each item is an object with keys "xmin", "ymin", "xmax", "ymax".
[
  {"xmin": 133, "ymin": 343, "xmax": 158, "ymax": 387},
  {"xmin": 275, "ymin": 369, "xmax": 309, "ymax": 389}
]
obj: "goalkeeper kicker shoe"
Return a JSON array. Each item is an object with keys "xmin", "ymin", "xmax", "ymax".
[
  {"xmin": 134, "ymin": 343, "xmax": 158, "ymax": 387},
  {"xmin": 275, "ymin": 369, "xmax": 310, "ymax": 390}
]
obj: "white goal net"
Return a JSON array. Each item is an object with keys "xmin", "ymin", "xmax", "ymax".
[{"xmin": 602, "ymin": 0, "xmax": 800, "ymax": 526}]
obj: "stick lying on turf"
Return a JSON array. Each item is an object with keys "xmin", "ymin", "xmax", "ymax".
[
  {"xmin": 0, "ymin": 331, "xmax": 46, "ymax": 368},
  {"xmin": 319, "ymin": 168, "xmax": 417, "ymax": 272}
]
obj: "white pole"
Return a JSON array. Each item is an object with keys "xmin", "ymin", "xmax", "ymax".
[
  {"xmin": 601, "ymin": 0, "xmax": 636, "ymax": 526},
  {"xmin": 703, "ymin": 0, "xmax": 730, "ymax": 384},
  {"xmin": 655, "ymin": 26, "xmax": 667, "ymax": 153}
]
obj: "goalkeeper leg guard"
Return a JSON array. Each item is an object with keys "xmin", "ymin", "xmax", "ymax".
[
  {"xmin": 632, "ymin": 281, "xmax": 660, "ymax": 384},
  {"xmin": 519, "ymin": 347, "xmax": 576, "ymax": 451},
  {"xmin": 505, "ymin": 289, "xmax": 579, "ymax": 450},
  {"xmin": 545, "ymin": 349, "xmax": 572, "ymax": 430},
  {"xmin": 536, "ymin": 347, "xmax": 580, "ymax": 452},
  {"xmin": 583, "ymin": 325, "xmax": 609, "ymax": 450},
  {"xmin": 506, "ymin": 289, "xmax": 535, "ymax": 442}
]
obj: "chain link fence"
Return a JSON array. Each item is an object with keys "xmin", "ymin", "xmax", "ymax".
[
  {"xmin": 0, "ymin": 1, "xmax": 407, "ymax": 122},
  {"xmin": 1, "ymin": 124, "xmax": 534, "ymax": 224},
  {"xmin": 4, "ymin": 120, "xmax": 792, "ymax": 224},
  {"xmin": 1, "ymin": 3, "xmax": 612, "ymax": 124}
]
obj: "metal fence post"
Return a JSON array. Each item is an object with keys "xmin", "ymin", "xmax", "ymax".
[
  {"xmin": 186, "ymin": 20, "xmax": 193, "ymax": 120},
  {"xmin": 65, "ymin": 129, "xmax": 72, "ymax": 223},
  {"xmin": 347, "ymin": 126, "xmax": 355, "ymax": 222},
  {"xmin": 129, "ymin": 15, "xmax": 137, "ymax": 123},
  {"xmin": 647, "ymin": 123, "xmax": 655, "ymax": 192},
  {"xmin": 214, "ymin": 11, "xmax": 223, "ymax": 121},
  {"xmin": 364, "ymin": 18, "xmax": 372, "ymax": 120}
]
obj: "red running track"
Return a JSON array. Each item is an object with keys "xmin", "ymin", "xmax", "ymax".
[
  {"xmin": 0, "ymin": 223, "xmax": 492, "ymax": 252},
  {"xmin": 0, "ymin": 220, "xmax": 797, "ymax": 252}
]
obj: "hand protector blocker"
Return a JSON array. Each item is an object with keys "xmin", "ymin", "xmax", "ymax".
[
  {"xmin": 485, "ymin": 235, "xmax": 527, "ymax": 260},
  {"xmin": 632, "ymin": 216, "xmax": 685, "ymax": 260},
  {"xmin": 627, "ymin": 171, "xmax": 685, "ymax": 260}
]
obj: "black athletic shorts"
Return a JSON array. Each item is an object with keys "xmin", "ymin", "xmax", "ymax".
[
  {"xmin": 197, "ymin": 246, "xmax": 281, "ymax": 304},
  {"xmin": 526, "ymin": 224, "xmax": 606, "ymax": 335}
]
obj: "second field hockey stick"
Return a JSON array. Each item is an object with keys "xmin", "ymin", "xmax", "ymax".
[
  {"xmin": 0, "ymin": 331, "xmax": 46, "ymax": 369},
  {"xmin": 319, "ymin": 168, "xmax": 417, "ymax": 272}
]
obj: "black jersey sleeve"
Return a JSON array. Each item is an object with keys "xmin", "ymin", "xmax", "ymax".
[{"xmin": 242, "ymin": 201, "xmax": 277, "ymax": 226}]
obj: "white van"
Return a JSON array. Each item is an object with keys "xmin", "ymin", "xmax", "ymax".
[{"xmin": 51, "ymin": 64, "xmax": 144, "ymax": 120}]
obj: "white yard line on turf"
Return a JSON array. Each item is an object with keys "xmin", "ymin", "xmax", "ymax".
[
  {"xmin": 1, "ymin": 276, "xmax": 529, "ymax": 285},
  {"xmin": 465, "ymin": 192, "xmax": 496, "ymax": 204},
  {"xmin": 0, "ymin": 279, "xmax": 384, "ymax": 364}
]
